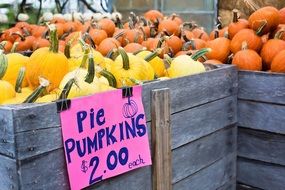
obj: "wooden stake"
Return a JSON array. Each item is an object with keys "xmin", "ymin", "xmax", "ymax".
[{"xmin": 151, "ymin": 88, "xmax": 172, "ymax": 190}]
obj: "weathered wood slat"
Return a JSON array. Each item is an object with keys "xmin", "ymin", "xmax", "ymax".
[
  {"xmin": 171, "ymin": 96, "xmax": 236, "ymax": 149},
  {"xmin": 238, "ymin": 71, "xmax": 285, "ymax": 104},
  {"xmin": 238, "ymin": 100, "xmax": 285, "ymax": 134},
  {"xmin": 151, "ymin": 89, "xmax": 172, "ymax": 190},
  {"xmin": 143, "ymin": 65, "xmax": 237, "ymax": 120},
  {"xmin": 19, "ymin": 148, "xmax": 69, "ymax": 190},
  {"xmin": 15, "ymin": 127, "xmax": 63, "ymax": 160},
  {"xmin": 237, "ymin": 157, "xmax": 285, "ymax": 190},
  {"xmin": 217, "ymin": 180, "xmax": 236, "ymax": 190},
  {"xmin": 173, "ymin": 153, "xmax": 236, "ymax": 190},
  {"xmin": 237, "ymin": 183, "xmax": 262, "ymax": 190},
  {"xmin": 0, "ymin": 108, "xmax": 15, "ymax": 158},
  {"xmin": 172, "ymin": 125, "xmax": 236, "ymax": 183},
  {"xmin": 0, "ymin": 155, "xmax": 18, "ymax": 190},
  {"xmin": 238, "ymin": 127, "xmax": 285, "ymax": 166}
]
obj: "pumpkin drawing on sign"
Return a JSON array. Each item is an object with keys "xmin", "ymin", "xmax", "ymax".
[{"xmin": 122, "ymin": 97, "xmax": 138, "ymax": 118}]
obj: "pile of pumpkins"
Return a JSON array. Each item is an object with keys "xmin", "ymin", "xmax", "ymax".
[{"xmin": 1, "ymin": 5, "xmax": 285, "ymax": 105}]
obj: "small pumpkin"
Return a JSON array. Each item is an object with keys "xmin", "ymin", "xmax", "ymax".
[
  {"xmin": 232, "ymin": 42, "xmax": 262, "ymax": 71},
  {"xmin": 144, "ymin": 10, "xmax": 164, "ymax": 23},
  {"xmin": 26, "ymin": 25, "xmax": 69, "ymax": 92},
  {"xmin": 271, "ymin": 49, "xmax": 285, "ymax": 73},
  {"xmin": 158, "ymin": 19, "xmax": 180, "ymax": 36},
  {"xmin": 228, "ymin": 9, "xmax": 249, "ymax": 39},
  {"xmin": 279, "ymin": 7, "xmax": 285, "ymax": 24},
  {"xmin": 98, "ymin": 18, "xmax": 116, "ymax": 37}
]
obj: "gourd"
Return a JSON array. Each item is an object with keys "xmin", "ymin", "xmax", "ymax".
[
  {"xmin": 166, "ymin": 48, "xmax": 210, "ymax": 78},
  {"xmin": 232, "ymin": 42, "xmax": 262, "ymax": 71},
  {"xmin": 271, "ymin": 50, "xmax": 285, "ymax": 73},
  {"xmin": 111, "ymin": 47, "xmax": 150, "ymax": 87},
  {"xmin": 26, "ymin": 25, "xmax": 69, "ymax": 92},
  {"xmin": 0, "ymin": 51, "xmax": 16, "ymax": 104}
]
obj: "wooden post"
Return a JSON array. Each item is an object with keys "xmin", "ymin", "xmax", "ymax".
[{"xmin": 151, "ymin": 88, "xmax": 172, "ymax": 190}]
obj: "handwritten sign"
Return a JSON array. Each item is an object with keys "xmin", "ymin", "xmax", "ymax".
[{"xmin": 60, "ymin": 86, "xmax": 152, "ymax": 190}]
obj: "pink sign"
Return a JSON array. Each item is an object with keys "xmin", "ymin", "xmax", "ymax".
[{"xmin": 60, "ymin": 86, "xmax": 152, "ymax": 190}]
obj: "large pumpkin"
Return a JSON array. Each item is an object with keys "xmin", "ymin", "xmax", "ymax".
[{"xmin": 26, "ymin": 25, "xmax": 68, "ymax": 92}]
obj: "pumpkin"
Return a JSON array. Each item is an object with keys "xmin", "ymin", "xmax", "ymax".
[
  {"xmin": 230, "ymin": 26, "xmax": 264, "ymax": 54},
  {"xmin": 97, "ymin": 37, "xmax": 121, "ymax": 56},
  {"xmin": 12, "ymin": 33, "xmax": 35, "ymax": 51},
  {"xmin": 144, "ymin": 10, "xmax": 164, "ymax": 23},
  {"xmin": 260, "ymin": 30, "xmax": 285, "ymax": 69},
  {"xmin": 206, "ymin": 30, "xmax": 231, "ymax": 63},
  {"xmin": 271, "ymin": 50, "xmax": 285, "ymax": 73},
  {"xmin": 228, "ymin": 9, "xmax": 249, "ymax": 39},
  {"xmin": 26, "ymin": 25, "xmax": 69, "ymax": 92},
  {"xmin": 3, "ymin": 52, "xmax": 29, "ymax": 87},
  {"xmin": 111, "ymin": 47, "xmax": 149, "ymax": 87},
  {"xmin": 0, "ymin": 41, "xmax": 13, "ymax": 53},
  {"xmin": 192, "ymin": 27, "xmax": 210, "ymax": 41},
  {"xmin": 166, "ymin": 48, "xmax": 210, "ymax": 78},
  {"xmin": 0, "ymin": 51, "xmax": 16, "ymax": 104},
  {"xmin": 32, "ymin": 38, "xmax": 50, "ymax": 51},
  {"xmin": 232, "ymin": 42, "xmax": 262, "ymax": 71},
  {"xmin": 204, "ymin": 59, "xmax": 223, "ymax": 64},
  {"xmin": 248, "ymin": 6, "xmax": 280, "ymax": 35},
  {"xmin": 158, "ymin": 19, "xmax": 180, "ymax": 36},
  {"xmin": 98, "ymin": 18, "xmax": 116, "ymax": 37},
  {"xmin": 137, "ymin": 49, "xmax": 165, "ymax": 77},
  {"xmin": 165, "ymin": 35, "xmax": 183, "ymax": 55},
  {"xmin": 280, "ymin": 7, "xmax": 285, "ymax": 24},
  {"xmin": 124, "ymin": 43, "xmax": 144, "ymax": 53},
  {"xmin": 89, "ymin": 28, "xmax": 108, "ymax": 46}
]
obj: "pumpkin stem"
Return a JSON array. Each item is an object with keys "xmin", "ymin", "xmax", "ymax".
[
  {"xmin": 0, "ymin": 41, "xmax": 7, "ymax": 50},
  {"xmin": 0, "ymin": 50, "xmax": 8, "ymax": 79},
  {"xmin": 150, "ymin": 26, "xmax": 157, "ymax": 38},
  {"xmin": 80, "ymin": 46, "xmax": 90, "ymax": 68},
  {"xmin": 48, "ymin": 24, "xmax": 59, "ymax": 53},
  {"xmin": 191, "ymin": 48, "xmax": 212, "ymax": 61},
  {"xmin": 115, "ymin": 15, "xmax": 123, "ymax": 29},
  {"xmin": 232, "ymin": 9, "xmax": 239, "ymax": 23},
  {"xmin": 140, "ymin": 16, "xmax": 148, "ymax": 26},
  {"xmin": 130, "ymin": 12, "xmax": 138, "ymax": 26},
  {"xmin": 217, "ymin": 17, "xmax": 223, "ymax": 29},
  {"xmin": 64, "ymin": 42, "xmax": 71, "ymax": 59},
  {"xmin": 274, "ymin": 29, "xmax": 285, "ymax": 39},
  {"xmin": 11, "ymin": 42, "xmax": 19, "ymax": 53},
  {"xmin": 164, "ymin": 54, "xmax": 173, "ymax": 65},
  {"xmin": 113, "ymin": 30, "xmax": 125, "ymax": 40},
  {"xmin": 156, "ymin": 36, "xmax": 168, "ymax": 49},
  {"xmin": 82, "ymin": 32, "xmax": 96, "ymax": 49},
  {"xmin": 214, "ymin": 29, "xmax": 219, "ymax": 39},
  {"xmin": 106, "ymin": 49, "xmax": 119, "ymax": 60},
  {"xmin": 256, "ymin": 20, "xmax": 267, "ymax": 36},
  {"xmin": 224, "ymin": 31, "xmax": 229, "ymax": 39},
  {"xmin": 23, "ymin": 77, "xmax": 49, "ymax": 103},
  {"xmin": 58, "ymin": 78, "xmax": 76, "ymax": 100},
  {"xmin": 85, "ymin": 53, "xmax": 95, "ymax": 84},
  {"xmin": 133, "ymin": 47, "xmax": 146, "ymax": 55},
  {"xmin": 183, "ymin": 22, "xmax": 194, "ymax": 30},
  {"xmin": 139, "ymin": 26, "xmax": 147, "ymax": 41},
  {"xmin": 144, "ymin": 48, "xmax": 162, "ymax": 62},
  {"xmin": 182, "ymin": 39, "xmax": 196, "ymax": 50},
  {"xmin": 96, "ymin": 67, "xmax": 117, "ymax": 87},
  {"xmin": 118, "ymin": 47, "xmax": 130, "ymax": 70},
  {"xmin": 15, "ymin": 67, "xmax": 26, "ymax": 93},
  {"xmin": 12, "ymin": 32, "xmax": 25, "ymax": 41},
  {"xmin": 241, "ymin": 41, "xmax": 248, "ymax": 50}
]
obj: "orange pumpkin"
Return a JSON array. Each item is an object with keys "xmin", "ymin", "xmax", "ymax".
[
  {"xmin": 124, "ymin": 43, "xmax": 144, "ymax": 53},
  {"xmin": 279, "ymin": 7, "xmax": 285, "ymax": 24},
  {"xmin": 144, "ymin": 10, "xmax": 164, "ymax": 23},
  {"xmin": 228, "ymin": 9, "xmax": 249, "ymax": 39},
  {"xmin": 98, "ymin": 18, "xmax": 116, "ymax": 37},
  {"xmin": 158, "ymin": 19, "xmax": 180, "ymax": 36},
  {"xmin": 271, "ymin": 49, "xmax": 285, "ymax": 72}
]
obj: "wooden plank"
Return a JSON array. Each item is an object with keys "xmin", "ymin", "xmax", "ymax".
[
  {"xmin": 238, "ymin": 127, "xmax": 285, "ymax": 166},
  {"xmin": 15, "ymin": 127, "xmax": 63, "ymax": 160},
  {"xmin": 238, "ymin": 70, "xmax": 285, "ymax": 104},
  {"xmin": 238, "ymin": 100, "xmax": 285, "ymax": 134},
  {"xmin": 142, "ymin": 65, "xmax": 237, "ymax": 120},
  {"xmin": 237, "ymin": 157, "xmax": 285, "ymax": 190},
  {"xmin": 0, "ymin": 108, "xmax": 15, "ymax": 158},
  {"xmin": 0, "ymin": 155, "xmax": 18, "ymax": 190},
  {"xmin": 173, "ymin": 153, "xmax": 236, "ymax": 190},
  {"xmin": 217, "ymin": 180, "xmax": 236, "ymax": 190},
  {"xmin": 87, "ymin": 167, "xmax": 151, "ymax": 190},
  {"xmin": 151, "ymin": 88, "xmax": 172, "ymax": 190},
  {"xmin": 237, "ymin": 183, "xmax": 262, "ymax": 190},
  {"xmin": 172, "ymin": 125, "xmax": 237, "ymax": 183},
  {"xmin": 12, "ymin": 103, "xmax": 60, "ymax": 133},
  {"xmin": 171, "ymin": 96, "xmax": 236, "ymax": 149},
  {"xmin": 19, "ymin": 149, "xmax": 70, "ymax": 190}
]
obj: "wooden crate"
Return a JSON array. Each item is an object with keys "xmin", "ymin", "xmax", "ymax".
[
  {"xmin": 237, "ymin": 71, "xmax": 285, "ymax": 190},
  {"xmin": 0, "ymin": 64, "xmax": 237, "ymax": 190}
]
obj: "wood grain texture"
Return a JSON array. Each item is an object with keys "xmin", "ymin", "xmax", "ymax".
[
  {"xmin": 151, "ymin": 89, "xmax": 172, "ymax": 190},
  {"xmin": 237, "ymin": 157, "xmax": 285, "ymax": 190},
  {"xmin": 238, "ymin": 127, "xmax": 285, "ymax": 166},
  {"xmin": 15, "ymin": 127, "xmax": 63, "ymax": 160},
  {"xmin": 12, "ymin": 103, "xmax": 60, "ymax": 133},
  {"xmin": 237, "ymin": 183, "xmax": 262, "ymax": 190},
  {"xmin": 0, "ymin": 155, "xmax": 18, "ymax": 190},
  {"xmin": 143, "ymin": 65, "xmax": 237, "ymax": 121},
  {"xmin": 172, "ymin": 125, "xmax": 237, "ymax": 183},
  {"xmin": 171, "ymin": 96, "xmax": 236, "ymax": 149},
  {"xmin": 0, "ymin": 108, "xmax": 15, "ymax": 158},
  {"xmin": 217, "ymin": 180, "xmax": 236, "ymax": 190},
  {"xmin": 238, "ymin": 100, "xmax": 285, "ymax": 134},
  {"xmin": 173, "ymin": 153, "xmax": 236, "ymax": 190},
  {"xmin": 238, "ymin": 71, "xmax": 285, "ymax": 104},
  {"xmin": 19, "ymin": 148, "xmax": 69, "ymax": 190}
]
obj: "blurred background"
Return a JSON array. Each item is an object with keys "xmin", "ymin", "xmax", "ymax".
[{"xmin": 0, "ymin": 0, "xmax": 285, "ymax": 32}]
